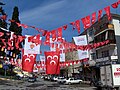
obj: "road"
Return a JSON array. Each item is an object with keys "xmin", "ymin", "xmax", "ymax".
[{"xmin": 0, "ymin": 76, "xmax": 97, "ymax": 90}]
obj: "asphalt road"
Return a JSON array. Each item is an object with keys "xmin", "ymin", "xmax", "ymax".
[{"xmin": 0, "ymin": 76, "xmax": 97, "ymax": 90}]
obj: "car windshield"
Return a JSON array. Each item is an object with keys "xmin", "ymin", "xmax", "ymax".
[{"xmin": 58, "ymin": 77, "xmax": 65, "ymax": 79}]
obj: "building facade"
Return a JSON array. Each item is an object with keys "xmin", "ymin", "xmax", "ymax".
[{"xmin": 85, "ymin": 13, "xmax": 120, "ymax": 81}]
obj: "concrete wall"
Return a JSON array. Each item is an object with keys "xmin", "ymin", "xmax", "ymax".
[{"xmin": 112, "ymin": 19, "xmax": 120, "ymax": 63}]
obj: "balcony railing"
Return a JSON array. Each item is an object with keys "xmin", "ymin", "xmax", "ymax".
[{"xmin": 96, "ymin": 56, "xmax": 118, "ymax": 63}]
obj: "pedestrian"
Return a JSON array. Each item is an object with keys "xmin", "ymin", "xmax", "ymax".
[{"xmin": 90, "ymin": 78, "xmax": 94, "ymax": 86}]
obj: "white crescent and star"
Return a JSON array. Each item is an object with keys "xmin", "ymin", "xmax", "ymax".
[
  {"xmin": 47, "ymin": 55, "xmax": 59, "ymax": 65},
  {"xmin": 53, "ymin": 55, "xmax": 58, "ymax": 60},
  {"xmin": 47, "ymin": 55, "xmax": 52, "ymax": 60},
  {"xmin": 29, "ymin": 54, "xmax": 35, "ymax": 58},
  {"xmin": 25, "ymin": 58, "xmax": 31, "ymax": 62},
  {"xmin": 50, "ymin": 60, "xmax": 56, "ymax": 65}
]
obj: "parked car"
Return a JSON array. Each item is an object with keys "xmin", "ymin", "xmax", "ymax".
[
  {"xmin": 64, "ymin": 77, "xmax": 83, "ymax": 85},
  {"xmin": 44, "ymin": 75, "xmax": 51, "ymax": 80},
  {"xmin": 40, "ymin": 75, "xmax": 44, "ymax": 79},
  {"xmin": 57, "ymin": 77, "xmax": 66, "ymax": 84},
  {"xmin": 28, "ymin": 76, "xmax": 37, "ymax": 83},
  {"xmin": 16, "ymin": 73, "xmax": 24, "ymax": 80},
  {"xmin": 50, "ymin": 76, "xmax": 58, "ymax": 81},
  {"xmin": 28, "ymin": 73, "xmax": 37, "ymax": 82},
  {"xmin": 53, "ymin": 76, "xmax": 58, "ymax": 81}
]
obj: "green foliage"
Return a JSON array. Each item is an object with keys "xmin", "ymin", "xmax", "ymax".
[
  {"xmin": 9, "ymin": 6, "xmax": 23, "ymax": 56},
  {"xmin": 0, "ymin": 7, "xmax": 7, "ymax": 29},
  {"xmin": 9, "ymin": 6, "xmax": 22, "ymax": 35}
]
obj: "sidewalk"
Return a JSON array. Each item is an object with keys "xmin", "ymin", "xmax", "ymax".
[{"xmin": 0, "ymin": 75, "xmax": 21, "ymax": 82}]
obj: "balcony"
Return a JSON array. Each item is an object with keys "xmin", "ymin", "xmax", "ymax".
[
  {"xmin": 96, "ymin": 57, "xmax": 109, "ymax": 63},
  {"xmin": 96, "ymin": 56, "xmax": 118, "ymax": 63}
]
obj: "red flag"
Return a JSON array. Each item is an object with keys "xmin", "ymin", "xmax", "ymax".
[
  {"xmin": 104, "ymin": 6, "xmax": 111, "ymax": 20},
  {"xmin": 16, "ymin": 22, "xmax": 22, "ymax": 27},
  {"xmin": 75, "ymin": 20, "xmax": 80, "ymax": 33},
  {"xmin": 98, "ymin": 9, "xmax": 102, "ymax": 21},
  {"xmin": 18, "ymin": 35, "xmax": 26, "ymax": 42},
  {"xmin": 21, "ymin": 24, "xmax": 28, "ymax": 28},
  {"xmin": 81, "ymin": 15, "xmax": 91, "ymax": 30},
  {"xmin": 8, "ymin": 19, "xmax": 15, "ymax": 23},
  {"xmin": 118, "ymin": 0, "xmax": 120, "ymax": 4},
  {"xmin": 7, "ymin": 39, "xmax": 12, "ymax": 48},
  {"xmin": 70, "ymin": 22, "xmax": 75, "ymax": 30},
  {"xmin": 51, "ymin": 30, "xmax": 56, "ymax": 42},
  {"xmin": 1, "ymin": 39, "xmax": 6, "ymax": 46},
  {"xmin": 32, "ymin": 34, "xmax": 41, "ymax": 45},
  {"xmin": 111, "ymin": 2, "xmax": 118, "ymax": 8},
  {"xmin": 57, "ymin": 27, "xmax": 63, "ymax": 42},
  {"xmin": 42, "ymin": 30, "xmax": 47, "ymax": 36},
  {"xmin": 0, "ymin": 15, "xmax": 7, "ymax": 20},
  {"xmin": 15, "ymin": 41, "xmax": 19, "ymax": 49},
  {"xmin": 91, "ymin": 12, "xmax": 96, "ymax": 24},
  {"xmin": 28, "ymin": 36, "xmax": 34, "ymax": 42},
  {"xmin": 62, "ymin": 25, "xmax": 68, "ymax": 30},
  {"xmin": 44, "ymin": 51, "xmax": 60, "ymax": 74},
  {"xmin": 22, "ymin": 52, "xmax": 36, "ymax": 72},
  {"xmin": 0, "ymin": 32, "xmax": 4, "ymax": 37},
  {"xmin": 45, "ymin": 32, "xmax": 50, "ymax": 45}
]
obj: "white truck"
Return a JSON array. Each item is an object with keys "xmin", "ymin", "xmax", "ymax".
[{"xmin": 100, "ymin": 64, "xmax": 120, "ymax": 89}]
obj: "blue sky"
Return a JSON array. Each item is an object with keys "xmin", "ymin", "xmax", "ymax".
[{"xmin": 0, "ymin": 0, "xmax": 119, "ymax": 57}]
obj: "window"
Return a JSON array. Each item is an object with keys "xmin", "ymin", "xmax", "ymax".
[
  {"xmin": 108, "ymin": 31, "xmax": 115, "ymax": 40},
  {"xmin": 91, "ymin": 53, "xmax": 96, "ymax": 60},
  {"xmin": 102, "ymin": 50, "xmax": 109, "ymax": 57},
  {"xmin": 89, "ymin": 29, "xmax": 94, "ymax": 36}
]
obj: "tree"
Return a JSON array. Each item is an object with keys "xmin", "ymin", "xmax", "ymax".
[
  {"xmin": 0, "ymin": 7, "xmax": 7, "ymax": 57},
  {"xmin": 9, "ymin": 6, "xmax": 23, "ymax": 58},
  {"xmin": 9, "ymin": 6, "xmax": 22, "ymax": 35},
  {"xmin": 0, "ymin": 7, "xmax": 7, "ymax": 29}
]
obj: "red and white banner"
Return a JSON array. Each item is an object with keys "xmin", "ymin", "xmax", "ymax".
[
  {"xmin": 73, "ymin": 35, "xmax": 89, "ymax": 60},
  {"xmin": 22, "ymin": 50, "xmax": 37, "ymax": 72},
  {"xmin": 24, "ymin": 35, "xmax": 42, "ymax": 54},
  {"xmin": 50, "ymin": 38, "xmax": 65, "ymax": 62},
  {"xmin": 40, "ymin": 55, "xmax": 46, "ymax": 71},
  {"xmin": 44, "ymin": 51, "xmax": 60, "ymax": 75}
]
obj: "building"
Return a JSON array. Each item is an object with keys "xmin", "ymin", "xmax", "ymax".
[{"xmin": 85, "ymin": 13, "xmax": 120, "ymax": 81}]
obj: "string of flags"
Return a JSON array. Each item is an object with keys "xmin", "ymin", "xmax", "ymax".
[
  {"xmin": 0, "ymin": 0, "xmax": 119, "ymax": 74},
  {"xmin": 0, "ymin": 0, "xmax": 117, "ymax": 55},
  {"xmin": 6, "ymin": 0, "xmax": 120, "ymax": 35},
  {"xmin": 0, "ymin": 28, "xmax": 110, "ymax": 55},
  {"xmin": 0, "ymin": 0, "xmax": 118, "ymax": 49}
]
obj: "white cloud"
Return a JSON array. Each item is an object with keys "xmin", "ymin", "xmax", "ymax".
[{"xmin": 20, "ymin": 0, "xmax": 65, "ymax": 24}]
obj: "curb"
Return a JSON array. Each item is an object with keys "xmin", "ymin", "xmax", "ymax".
[{"xmin": 0, "ymin": 77, "xmax": 11, "ymax": 80}]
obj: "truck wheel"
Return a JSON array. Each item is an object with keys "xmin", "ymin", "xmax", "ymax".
[{"xmin": 68, "ymin": 82, "xmax": 71, "ymax": 85}]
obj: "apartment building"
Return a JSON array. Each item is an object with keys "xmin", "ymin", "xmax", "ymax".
[{"xmin": 85, "ymin": 13, "xmax": 120, "ymax": 81}]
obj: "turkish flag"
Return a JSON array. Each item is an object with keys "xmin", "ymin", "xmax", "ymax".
[
  {"xmin": 22, "ymin": 50, "xmax": 36, "ymax": 72},
  {"xmin": 81, "ymin": 15, "xmax": 91, "ymax": 30},
  {"xmin": 44, "ymin": 51, "xmax": 60, "ymax": 75},
  {"xmin": 63, "ymin": 25, "xmax": 68, "ymax": 30},
  {"xmin": 104, "ymin": 6, "xmax": 111, "ymax": 20},
  {"xmin": 98, "ymin": 9, "xmax": 102, "ymax": 21},
  {"xmin": 57, "ymin": 27, "xmax": 63, "ymax": 42},
  {"xmin": 45, "ymin": 32, "xmax": 50, "ymax": 45},
  {"xmin": 51, "ymin": 30, "xmax": 56, "ymax": 42},
  {"xmin": 75, "ymin": 20, "xmax": 80, "ymax": 33},
  {"xmin": 91, "ymin": 12, "xmax": 96, "ymax": 24},
  {"xmin": 111, "ymin": 2, "xmax": 118, "ymax": 8}
]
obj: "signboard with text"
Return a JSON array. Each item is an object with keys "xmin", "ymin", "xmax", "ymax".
[
  {"xmin": 73, "ymin": 35, "xmax": 89, "ymax": 60},
  {"xmin": 112, "ymin": 64, "xmax": 120, "ymax": 86}
]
